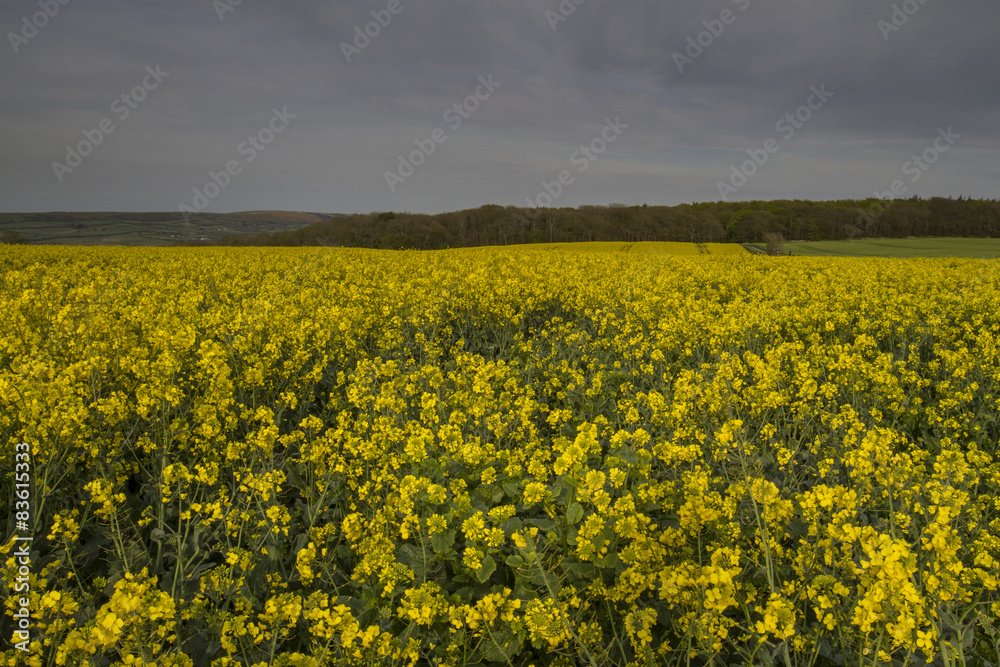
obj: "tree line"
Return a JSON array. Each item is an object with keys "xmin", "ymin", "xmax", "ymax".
[{"xmin": 194, "ymin": 197, "xmax": 1000, "ymax": 249}]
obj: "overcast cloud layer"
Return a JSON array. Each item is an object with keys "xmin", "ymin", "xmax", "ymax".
[{"xmin": 1, "ymin": 0, "xmax": 998, "ymax": 215}]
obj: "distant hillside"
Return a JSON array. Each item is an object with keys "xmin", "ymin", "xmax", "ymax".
[
  {"xmin": 3, "ymin": 198, "xmax": 998, "ymax": 248},
  {"xmin": 204, "ymin": 197, "xmax": 1000, "ymax": 250},
  {"xmin": 0, "ymin": 211, "xmax": 338, "ymax": 246}
]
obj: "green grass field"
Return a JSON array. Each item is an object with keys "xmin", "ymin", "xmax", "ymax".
[
  {"xmin": 755, "ymin": 237, "xmax": 1000, "ymax": 258},
  {"xmin": 0, "ymin": 211, "xmax": 329, "ymax": 246}
]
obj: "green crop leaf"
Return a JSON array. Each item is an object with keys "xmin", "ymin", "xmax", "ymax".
[
  {"xmin": 431, "ymin": 529, "xmax": 455, "ymax": 554},
  {"xmin": 476, "ymin": 555, "xmax": 497, "ymax": 583},
  {"xmin": 506, "ymin": 554, "xmax": 525, "ymax": 568}
]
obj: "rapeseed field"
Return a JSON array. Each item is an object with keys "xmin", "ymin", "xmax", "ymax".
[{"xmin": 1, "ymin": 246, "xmax": 998, "ymax": 666}]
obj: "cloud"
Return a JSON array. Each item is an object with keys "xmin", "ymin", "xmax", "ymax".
[{"xmin": 1, "ymin": 0, "xmax": 997, "ymax": 214}]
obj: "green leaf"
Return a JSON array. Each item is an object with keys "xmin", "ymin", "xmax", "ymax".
[
  {"xmin": 788, "ymin": 517, "xmax": 809, "ymax": 540},
  {"xmin": 596, "ymin": 552, "xmax": 620, "ymax": 570},
  {"xmin": 980, "ymin": 613, "xmax": 997, "ymax": 635},
  {"xmin": 567, "ymin": 502, "xmax": 584, "ymax": 525},
  {"xmin": 431, "ymin": 529, "xmax": 455, "ymax": 554},
  {"xmin": 503, "ymin": 517, "xmax": 523, "ymax": 533},
  {"xmin": 561, "ymin": 560, "xmax": 595, "ymax": 580},
  {"xmin": 398, "ymin": 544, "xmax": 430, "ymax": 579},
  {"xmin": 527, "ymin": 518, "xmax": 556, "ymax": 531},
  {"xmin": 615, "ymin": 446, "xmax": 639, "ymax": 466},
  {"xmin": 482, "ymin": 626, "xmax": 522, "ymax": 662},
  {"xmin": 335, "ymin": 596, "xmax": 363, "ymax": 616},
  {"xmin": 189, "ymin": 561, "xmax": 220, "ymax": 580},
  {"xmin": 559, "ymin": 481, "xmax": 575, "ymax": 505},
  {"xmin": 476, "ymin": 555, "xmax": 497, "ymax": 583},
  {"xmin": 506, "ymin": 554, "xmax": 525, "ymax": 568}
]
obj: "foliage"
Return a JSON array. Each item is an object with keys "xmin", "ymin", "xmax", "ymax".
[
  {"xmin": 764, "ymin": 233, "xmax": 785, "ymax": 256},
  {"xmin": 211, "ymin": 197, "xmax": 1000, "ymax": 249},
  {"xmin": 0, "ymin": 231, "xmax": 28, "ymax": 245},
  {"xmin": 2, "ymin": 246, "xmax": 999, "ymax": 667}
]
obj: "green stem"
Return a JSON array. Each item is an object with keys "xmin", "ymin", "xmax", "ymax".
[{"xmin": 526, "ymin": 537, "xmax": 599, "ymax": 667}]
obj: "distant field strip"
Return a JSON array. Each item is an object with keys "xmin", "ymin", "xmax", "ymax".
[{"xmin": 766, "ymin": 237, "xmax": 1000, "ymax": 258}]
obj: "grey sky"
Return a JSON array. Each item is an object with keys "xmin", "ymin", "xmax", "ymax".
[{"xmin": 1, "ymin": 0, "xmax": 997, "ymax": 215}]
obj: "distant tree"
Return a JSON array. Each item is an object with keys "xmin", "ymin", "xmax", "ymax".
[
  {"xmin": 0, "ymin": 231, "xmax": 28, "ymax": 245},
  {"xmin": 184, "ymin": 198, "xmax": 1000, "ymax": 248},
  {"xmin": 764, "ymin": 232, "xmax": 785, "ymax": 256}
]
